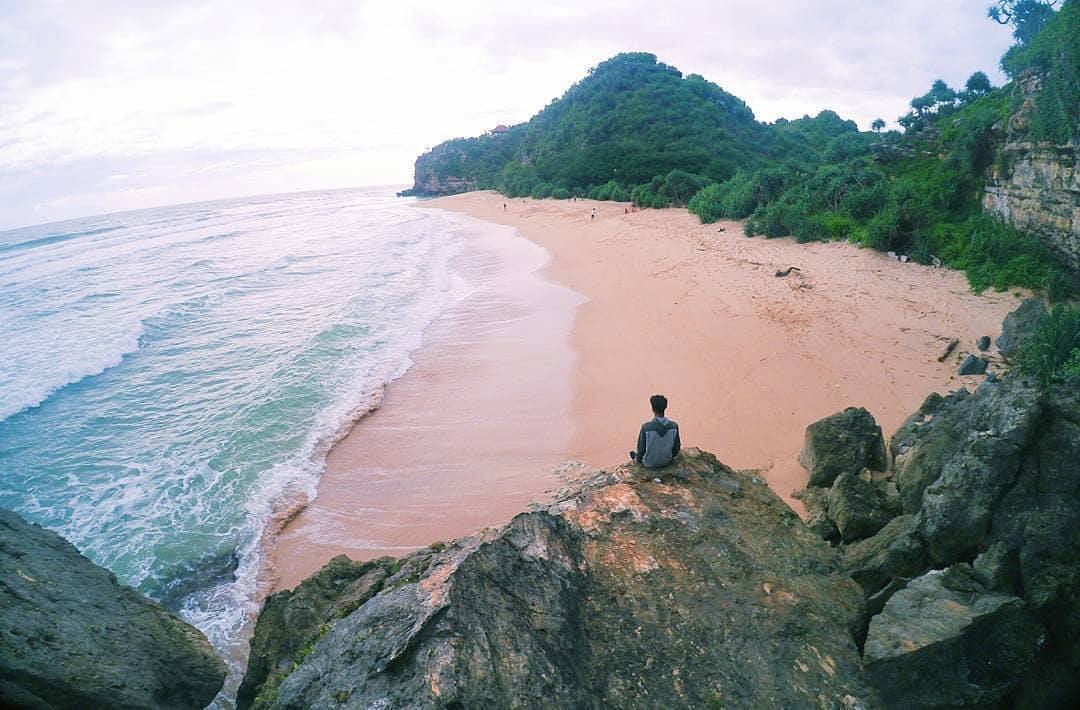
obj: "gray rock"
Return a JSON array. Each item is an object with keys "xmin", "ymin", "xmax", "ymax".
[
  {"xmin": 792, "ymin": 486, "xmax": 838, "ymax": 541},
  {"xmin": 996, "ymin": 298, "xmax": 1048, "ymax": 359},
  {"xmin": 864, "ymin": 570, "xmax": 1043, "ymax": 708},
  {"xmin": 843, "ymin": 515, "xmax": 926, "ymax": 595},
  {"xmin": 798, "ymin": 407, "xmax": 887, "ymax": 487},
  {"xmin": 239, "ymin": 450, "xmax": 877, "ymax": 709},
  {"xmin": 977, "ymin": 335, "xmax": 991, "ymax": 351},
  {"xmin": 827, "ymin": 471, "xmax": 894, "ymax": 543},
  {"xmin": 0, "ymin": 508, "xmax": 226, "ymax": 710},
  {"xmin": 958, "ymin": 353, "xmax": 988, "ymax": 375},
  {"xmin": 910, "ymin": 376, "xmax": 1042, "ymax": 565}
]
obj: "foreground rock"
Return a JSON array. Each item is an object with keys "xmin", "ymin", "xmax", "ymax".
[
  {"xmin": 798, "ymin": 407, "xmax": 887, "ymax": 487},
  {"xmin": 864, "ymin": 569, "xmax": 1043, "ymax": 709},
  {"xmin": 240, "ymin": 450, "xmax": 876, "ymax": 708},
  {"xmin": 0, "ymin": 508, "xmax": 226, "ymax": 709},
  {"xmin": 847, "ymin": 373, "xmax": 1079, "ymax": 707}
]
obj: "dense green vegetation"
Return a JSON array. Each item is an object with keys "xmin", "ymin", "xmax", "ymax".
[
  {"xmin": 412, "ymin": 3, "xmax": 1077, "ymax": 297},
  {"xmin": 1019, "ymin": 304, "xmax": 1080, "ymax": 383}
]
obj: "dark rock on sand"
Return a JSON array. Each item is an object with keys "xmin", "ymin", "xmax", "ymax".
[
  {"xmin": 864, "ymin": 569, "xmax": 1043, "ymax": 708},
  {"xmin": 976, "ymin": 335, "xmax": 991, "ymax": 351},
  {"xmin": 239, "ymin": 450, "xmax": 876, "ymax": 709},
  {"xmin": 0, "ymin": 508, "xmax": 226, "ymax": 710},
  {"xmin": 957, "ymin": 353, "xmax": 988, "ymax": 375},
  {"xmin": 827, "ymin": 471, "xmax": 894, "ymax": 543},
  {"xmin": 995, "ymin": 297, "xmax": 1047, "ymax": 359},
  {"xmin": 798, "ymin": 407, "xmax": 887, "ymax": 487}
]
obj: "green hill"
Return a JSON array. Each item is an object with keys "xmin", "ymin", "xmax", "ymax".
[
  {"xmin": 406, "ymin": 3, "xmax": 1077, "ymax": 297},
  {"xmin": 408, "ymin": 52, "xmax": 856, "ymax": 204}
]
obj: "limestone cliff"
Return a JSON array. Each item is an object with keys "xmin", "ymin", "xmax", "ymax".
[
  {"xmin": 983, "ymin": 71, "xmax": 1080, "ymax": 269},
  {"xmin": 239, "ymin": 450, "xmax": 876, "ymax": 708}
]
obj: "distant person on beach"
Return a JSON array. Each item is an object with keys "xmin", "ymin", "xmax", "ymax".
[
  {"xmin": 503, "ymin": 202, "xmax": 507, "ymax": 212},
  {"xmin": 630, "ymin": 394, "xmax": 681, "ymax": 468},
  {"xmin": 591, "ymin": 207, "xmax": 597, "ymax": 221}
]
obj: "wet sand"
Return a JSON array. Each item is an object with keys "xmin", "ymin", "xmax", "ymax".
[
  {"xmin": 272, "ymin": 192, "xmax": 1021, "ymax": 591},
  {"xmin": 272, "ymin": 212, "xmax": 583, "ymax": 590}
]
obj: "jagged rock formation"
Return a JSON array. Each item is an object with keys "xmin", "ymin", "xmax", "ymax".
[
  {"xmin": 0, "ymin": 508, "xmax": 226, "ymax": 709},
  {"xmin": 799, "ymin": 348, "xmax": 1079, "ymax": 705},
  {"xmin": 239, "ymin": 450, "xmax": 876, "ymax": 708}
]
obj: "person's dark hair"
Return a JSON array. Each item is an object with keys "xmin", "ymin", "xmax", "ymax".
[{"xmin": 650, "ymin": 394, "xmax": 668, "ymax": 416}]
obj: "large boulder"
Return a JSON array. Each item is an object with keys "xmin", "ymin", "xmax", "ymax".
[
  {"xmin": 995, "ymin": 298, "xmax": 1047, "ymax": 359},
  {"xmin": 827, "ymin": 471, "xmax": 894, "ymax": 543},
  {"xmin": 240, "ymin": 450, "xmax": 877, "ymax": 709},
  {"xmin": 0, "ymin": 508, "xmax": 226, "ymax": 709},
  {"xmin": 864, "ymin": 569, "xmax": 1043, "ymax": 708},
  {"xmin": 799, "ymin": 407, "xmax": 887, "ymax": 487}
]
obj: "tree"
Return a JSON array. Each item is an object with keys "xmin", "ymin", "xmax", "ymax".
[
  {"xmin": 988, "ymin": 1, "xmax": 1058, "ymax": 44},
  {"xmin": 963, "ymin": 71, "xmax": 994, "ymax": 99},
  {"xmin": 870, "ymin": 118, "xmax": 886, "ymax": 132},
  {"xmin": 928, "ymin": 79, "xmax": 958, "ymax": 107}
]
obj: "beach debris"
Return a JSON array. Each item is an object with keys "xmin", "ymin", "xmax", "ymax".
[
  {"xmin": 899, "ymin": 255, "xmax": 909, "ymax": 263},
  {"xmin": 930, "ymin": 254, "xmax": 942, "ymax": 268},
  {"xmin": 717, "ymin": 226, "xmax": 726, "ymax": 232},
  {"xmin": 887, "ymin": 251, "xmax": 897, "ymax": 259},
  {"xmin": 958, "ymin": 354, "xmax": 989, "ymax": 376},
  {"xmin": 977, "ymin": 335, "xmax": 991, "ymax": 351},
  {"xmin": 774, "ymin": 266, "xmax": 801, "ymax": 277},
  {"xmin": 936, "ymin": 338, "xmax": 960, "ymax": 362}
]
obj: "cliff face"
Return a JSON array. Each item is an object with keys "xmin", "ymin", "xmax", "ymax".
[
  {"xmin": 405, "ymin": 141, "xmax": 484, "ymax": 197},
  {"xmin": 983, "ymin": 71, "xmax": 1080, "ymax": 269},
  {"xmin": 239, "ymin": 450, "xmax": 876, "ymax": 708},
  {"xmin": 0, "ymin": 508, "xmax": 226, "ymax": 709}
]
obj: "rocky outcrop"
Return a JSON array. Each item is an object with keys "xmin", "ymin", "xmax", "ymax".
[
  {"xmin": 995, "ymin": 297, "xmax": 1048, "ymax": 359},
  {"xmin": 798, "ymin": 407, "xmax": 887, "ymax": 487},
  {"xmin": 239, "ymin": 450, "xmax": 877, "ymax": 708},
  {"xmin": 830, "ymin": 372, "xmax": 1079, "ymax": 707},
  {"xmin": 0, "ymin": 508, "xmax": 226, "ymax": 709},
  {"xmin": 405, "ymin": 141, "xmax": 482, "ymax": 197},
  {"xmin": 982, "ymin": 70, "xmax": 1079, "ymax": 270}
]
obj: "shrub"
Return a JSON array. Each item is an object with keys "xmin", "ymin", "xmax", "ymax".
[
  {"xmin": 1018, "ymin": 304, "xmax": 1080, "ymax": 385},
  {"xmin": 551, "ymin": 187, "xmax": 571, "ymax": 199}
]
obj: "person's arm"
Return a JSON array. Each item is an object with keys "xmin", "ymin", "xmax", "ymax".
[
  {"xmin": 672, "ymin": 426, "xmax": 681, "ymax": 458},
  {"xmin": 636, "ymin": 425, "xmax": 647, "ymax": 463}
]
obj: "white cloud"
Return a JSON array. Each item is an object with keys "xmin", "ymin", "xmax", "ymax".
[{"xmin": 0, "ymin": 0, "xmax": 1017, "ymax": 229}]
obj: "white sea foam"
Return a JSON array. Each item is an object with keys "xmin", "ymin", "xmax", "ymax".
[
  {"xmin": 0, "ymin": 188, "xmax": 479, "ymax": 707},
  {"xmin": 0, "ymin": 315, "xmax": 145, "ymax": 421}
]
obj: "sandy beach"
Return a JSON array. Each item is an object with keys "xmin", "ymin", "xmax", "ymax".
[{"xmin": 273, "ymin": 192, "xmax": 1021, "ymax": 590}]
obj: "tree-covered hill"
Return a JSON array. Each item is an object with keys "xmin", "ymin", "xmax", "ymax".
[{"xmin": 406, "ymin": 1, "xmax": 1077, "ymax": 297}]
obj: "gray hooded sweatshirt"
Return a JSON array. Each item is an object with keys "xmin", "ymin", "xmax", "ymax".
[{"xmin": 635, "ymin": 416, "xmax": 680, "ymax": 469}]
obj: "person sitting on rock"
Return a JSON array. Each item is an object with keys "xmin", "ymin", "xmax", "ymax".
[{"xmin": 630, "ymin": 394, "xmax": 681, "ymax": 468}]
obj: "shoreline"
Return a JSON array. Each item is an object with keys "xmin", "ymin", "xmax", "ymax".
[
  {"xmin": 270, "ymin": 190, "xmax": 1022, "ymax": 592},
  {"xmin": 271, "ymin": 209, "xmax": 584, "ymax": 591}
]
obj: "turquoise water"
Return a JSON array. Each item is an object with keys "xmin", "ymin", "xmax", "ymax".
[{"xmin": 0, "ymin": 187, "xmax": 468, "ymax": 674}]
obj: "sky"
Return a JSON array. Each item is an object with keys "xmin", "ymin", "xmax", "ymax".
[{"xmin": 0, "ymin": 0, "xmax": 1017, "ymax": 230}]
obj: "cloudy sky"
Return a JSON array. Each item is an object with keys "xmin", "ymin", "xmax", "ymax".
[{"xmin": 0, "ymin": 0, "xmax": 1015, "ymax": 230}]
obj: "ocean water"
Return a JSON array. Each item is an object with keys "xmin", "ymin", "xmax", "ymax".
[{"xmin": 0, "ymin": 187, "xmax": 470, "ymax": 689}]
